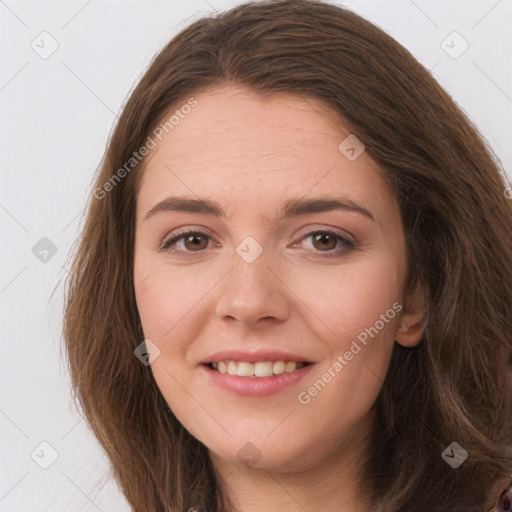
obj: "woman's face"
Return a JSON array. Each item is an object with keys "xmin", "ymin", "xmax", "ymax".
[{"xmin": 133, "ymin": 85, "xmax": 410, "ymax": 471}]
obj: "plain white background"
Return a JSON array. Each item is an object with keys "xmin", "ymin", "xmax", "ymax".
[{"xmin": 1, "ymin": 0, "xmax": 511, "ymax": 510}]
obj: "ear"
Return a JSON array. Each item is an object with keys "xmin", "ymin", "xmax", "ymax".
[{"xmin": 395, "ymin": 285, "xmax": 427, "ymax": 348}]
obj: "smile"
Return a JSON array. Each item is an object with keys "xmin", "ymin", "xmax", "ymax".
[
  {"xmin": 201, "ymin": 360, "xmax": 315, "ymax": 397},
  {"xmin": 208, "ymin": 360, "xmax": 308, "ymax": 377}
]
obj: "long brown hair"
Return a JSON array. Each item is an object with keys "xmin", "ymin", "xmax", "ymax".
[{"xmin": 62, "ymin": 1, "xmax": 512, "ymax": 510}]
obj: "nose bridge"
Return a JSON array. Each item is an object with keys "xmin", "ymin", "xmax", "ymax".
[
  {"xmin": 238, "ymin": 242, "xmax": 271, "ymax": 288},
  {"xmin": 215, "ymin": 234, "xmax": 290, "ymax": 324},
  {"xmin": 231, "ymin": 235, "xmax": 275, "ymax": 302}
]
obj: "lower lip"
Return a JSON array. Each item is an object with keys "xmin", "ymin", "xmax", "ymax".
[{"xmin": 199, "ymin": 363, "xmax": 315, "ymax": 397}]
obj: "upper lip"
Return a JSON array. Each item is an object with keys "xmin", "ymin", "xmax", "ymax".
[{"xmin": 200, "ymin": 349, "xmax": 316, "ymax": 364}]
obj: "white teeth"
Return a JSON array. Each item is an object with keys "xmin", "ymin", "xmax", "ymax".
[
  {"xmin": 254, "ymin": 361, "xmax": 273, "ymax": 377},
  {"xmin": 272, "ymin": 361, "xmax": 285, "ymax": 374},
  {"xmin": 284, "ymin": 361, "xmax": 296, "ymax": 373},
  {"xmin": 236, "ymin": 362, "xmax": 254, "ymax": 377},
  {"xmin": 211, "ymin": 360, "xmax": 306, "ymax": 377},
  {"xmin": 227, "ymin": 361, "xmax": 237, "ymax": 376}
]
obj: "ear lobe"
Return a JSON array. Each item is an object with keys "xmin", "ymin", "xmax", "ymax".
[
  {"xmin": 395, "ymin": 286, "xmax": 427, "ymax": 348},
  {"xmin": 395, "ymin": 313, "xmax": 425, "ymax": 347}
]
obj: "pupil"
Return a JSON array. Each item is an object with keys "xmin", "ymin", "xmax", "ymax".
[
  {"xmin": 186, "ymin": 235, "xmax": 206, "ymax": 250},
  {"xmin": 315, "ymin": 233, "xmax": 335, "ymax": 250}
]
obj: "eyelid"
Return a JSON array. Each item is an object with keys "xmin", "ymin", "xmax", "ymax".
[
  {"xmin": 160, "ymin": 224, "xmax": 358, "ymax": 257},
  {"xmin": 294, "ymin": 224, "xmax": 358, "ymax": 245},
  {"xmin": 161, "ymin": 223, "xmax": 357, "ymax": 245},
  {"xmin": 160, "ymin": 226, "xmax": 215, "ymax": 250}
]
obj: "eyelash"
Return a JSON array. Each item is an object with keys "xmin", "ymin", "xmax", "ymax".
[{"xmin": 160, "ymin": 228, "xmax": 357, "ymax": 258}]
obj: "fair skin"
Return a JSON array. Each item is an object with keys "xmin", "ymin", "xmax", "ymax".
[{"xmin": 133, "ymin": 85, "xmax": 425, "ymax": 512}]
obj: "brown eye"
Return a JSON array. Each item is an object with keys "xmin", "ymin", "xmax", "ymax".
[
  {"xmin": 297, "ymin": 230, "xmax": 357, "ymax": 258},
  {"xmin": 161, "ymin": 230, "xmax": 210, "ymax": 252},
  {"xmin": 182, "ymin": 233, "xmax": 208, "ymax": 251},
  {"xmin": 311, "ymin": 232, "xmax": 338, "ymax": 251}
]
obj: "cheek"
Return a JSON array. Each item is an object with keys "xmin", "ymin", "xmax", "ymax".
[
  {"xmin": 294, "ymin": 253, "xmax": 402, "ymax": 411},
  {"xmin": 303, "ymin": 251, "xmax": 403, "ymax": 349},
  {"xmin": 134, "ymin": 263, "xmax": 184, "ymax": 340},
  {"xmin": 133, "ymin": 260, "xmax": 220, "ymax": 358}
]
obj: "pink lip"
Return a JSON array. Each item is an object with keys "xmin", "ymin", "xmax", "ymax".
[
  {"xmin": 200, "ymin": 349, "xmax": 315, "ymax": 364},
  {"xmin": 199, "ymin": 362, "xmax": 316, "ymax": 397}
]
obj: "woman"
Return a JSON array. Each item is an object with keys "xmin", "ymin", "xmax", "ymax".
[{"xmin": 63, "ymin": 1, "xmax": 512, "ymax": 510}]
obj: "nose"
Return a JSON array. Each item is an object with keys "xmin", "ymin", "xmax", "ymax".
[{"xmin": 215, "ymin": 246, "xmax": 291, "ymax": 328}]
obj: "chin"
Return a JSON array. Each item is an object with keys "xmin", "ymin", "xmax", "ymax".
[{"xmin": 201, "ymin": 427, "xmax": 322, "ymax": 473}]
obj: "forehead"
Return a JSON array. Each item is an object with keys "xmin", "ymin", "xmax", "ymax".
[{"xmin": 136, "ymin": 85, "xmax": 396, "ymax": 223}]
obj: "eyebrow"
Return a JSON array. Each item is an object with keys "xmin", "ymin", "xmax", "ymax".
[{"xmin": 143, "ymin": 195, "xmax": 375, "ymax": 222}]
